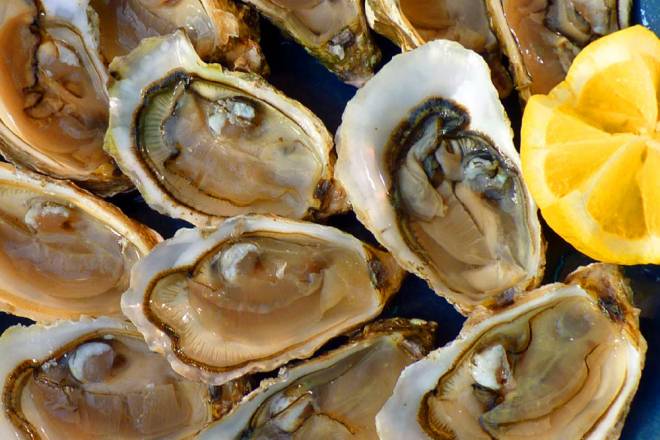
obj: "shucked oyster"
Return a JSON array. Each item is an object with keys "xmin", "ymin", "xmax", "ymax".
[
  {"xmin": 243, "ymin": 0, "xmax": 381, "ymax": 85},
  {"xmin": 377, "ymin": 263, "xmax": 646, "ymax": 439},
  {"xmin": 122, "ymin": 215, "xmax": 404, "ymax": 384},
  {"xmin": 335, "ymin": 40, "xmax": 543, "ymax": 314},
  {"xmin": 365, "ymin": 0, "xmax": 513, "ymax": 96},
  {"xmin": 199, "ymin": 318, "xmax": 437, "ymax": 439},
  {"xmin": 0, "ymin": 317, "xmax": 251, "ymax": 439},
  {"xmin": 106, "ymin": 31, "xmax": 344, "ymax": 227},
  {"xmin": 0, "ymin": 163, "xmax": 160, "ymax": 321},
  {"xmin": 89, "ymin": 0, "xmax": 267, "ymax": 74},
  {"xmin": 0, "ymin": 0, "xmax": 266, "ymax": 196},
  {"xmin": 0, "ymin": 0, "xmax": 126, "ymax": 194},
  {"xmin": 486, "ymin": 0, "xmax": 631, "ymax": 99}
]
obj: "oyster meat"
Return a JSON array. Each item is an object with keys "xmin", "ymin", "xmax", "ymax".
[
  {"xmin": 0, "ymin": 0, "xmax": 126, "ymax": 194},
  {"xmin": 243, "ymin": 0, "xmax": 381, "ymax": 85},
  {"xmin": 0, "ymin": 317, "xmax": 251, "ymax": 439},
  {"xmin": 106, "ymin": 31, "xmax": 343, "ymax": 227},
  {"xmin": 0, "ymin": 163, "xmax": 160, "ymax": 321},
  {"xmin": 199, "ymin": 318, "xmax": 437, "ymax": 439},
  {"xmin": 486, "ymin": 0, "xmax": 631, "ymax": 99},
  {"xmin": 365, "ymin": 0, "xmax": 513, "ymax": 96},
  {"xmin": 90, "ymin": 0, "xmax": 267, "ymax": 73},
  {"xmin": 122, "ymin": 215, "xmax": 404, "ymax": 384},
  {"xmin": 377, "ymin": 264, "xmax": 646, "ymax": 440},
  {"xmin": 335, "ymin": 40, "xmax": 543, "ymax": 314}
]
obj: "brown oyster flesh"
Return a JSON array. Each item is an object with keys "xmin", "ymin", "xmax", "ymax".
[
  {"xmin": 90, "ymin": 0, "xmax": 267, "ymax": 74},
  {"xmin": 138, "ymin": 75, "xmax": 325, "ymax": 219},
  {"xmin": 206, "ymin": 318, "xmax": 437, "ymax": 439},
  {"xmin": 146, "ymin": 231, "xmax": 389, "ymax": 372},
  {"xmin": 0, "ymin": 182, "xmax": 142, "ymax": 318},
  {"xmin": 9, "ymin": 332, "xmax": 212, "ymax": 439},
  {"xmin": 491, "ymin": 0, "xmax": 625, "ymax": 97},
  {"xmin": 386, "ymin": 0, "xmax": 513, "ymax": 96},
  {"xmin": 0, "ymin": 0, "xmax": 116, "ymax": 185},
  {"xmin": 418, "ymin": 264, "xmax": 644, "ymax": 440},
  {"xmin": 390, "ymin": 98, "xmax": 533, "ymax": 300}
]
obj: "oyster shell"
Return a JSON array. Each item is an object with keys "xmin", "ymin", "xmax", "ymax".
[
  {"xmin": 0, "ymin": 163, "xmax": 160, "ymax": 321},
  {"xmin": 335, "ymin": 40, "xmax": 543, "ymax": 314},
  {"xmin": 486, "ymin": 0, "xmax": 632, "ymax": 100},
  {"xmin": 243, "ymin": 0, "xmax": 381, "ymax": 85},
  {"xmin": 377, "ymin": 264, "xmax": 646, "ymax": 440},
  {"xmin": 122, "ymin": 215, "xmax": 404, "ymax": 384},
  {"xmin": 89, "ymin": 0, "xmax": 267, "ymax": 74},
  {"xmin": 199, "ymin": 318, "xmax": 437, "ymax": 439},
  {"xmin": 105, "ymin": 31, "xmax": 344, "ymax": 227},
  {"xmin": 0, "ymin": 0, "xmax": 127, "ymax": 194},
  {"xmin": 365, "ymin": 0, "xmax": 513, "ymax": 96},
  {"xmin": 0, "ymin": 317, "xmax": 252, "ymax": 439}
]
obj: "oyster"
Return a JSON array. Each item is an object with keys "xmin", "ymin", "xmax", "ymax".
[
  {"xmin": 335, "ymin": 40, "xmax": 543, "ymax": 314},
  {"xmin": 0, "ymin": 0, "xmax": 126, "ymax": 194},
  {"xmin": 0, "ymin": 163, "xmax": 160, "ymax": 321},
  {"xmin": 89, "ymin": 0, "xmax": 267, "ymax": 74},
  {"xmin": 243, "ymin": 0, "xmax": 380, "ymax": 85},
  {"xmin": 106, "ymin": 31, "xmax": 344, "ymax": 227},
  {"xmin": 199, "ymin": 318, "xmax": 437, "ymax": 439},
  {"xmin": 377, "ymin": 264, "xmax": 646, "ymax": 440},
  {"xmin": 365, "ymin": 0, "xmax": 513, "ymax": 96},
  {"xmin": 0, "ymin": 317, "xmax": 252, "ymax": 439},
  {"xmin": 122, "ymin": 215, "xmax": 404, "ymax": 384},
  {"xmin": 486, "ymin": 0, "xmax": 631, "ymax": 99}
]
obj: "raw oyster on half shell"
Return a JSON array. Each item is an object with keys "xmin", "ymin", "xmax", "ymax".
[
  {"xmin": 365, "ymin": 0, "xmax": 513, "ymax": 96},
  {"xmin": 106, "ymin": 31, "xmax": 344, "ymax": 227},
  {"xmin": 377, "ymin": 263, "xmax": 646, "ymax": 440},
  {"xmin": 487, "ymin": 0, "xmax": 631, "ymax": 99},
  {"xmin": 89, "ymin": 0, "xmax": 267, "ymax": 74},
  {"xmin": 122, "ymin": 215, "xmax": 404, "ymax": 384},
  {"xmin": 335, "ymin": 40, "xmax": 543, "ymax": 314},
  {"xmin": 0, "ymin": 0, "xmax": 126, "ymax": 194},
  {"xmin": 0, "ymin": 317, "xmax": 251, "ymax": 440},
  {"xmin": 199, "ymin": 318, "xmax": 437, "ymax": 439},
  {"xmin": 242, "ymin": 0, "xmax": 381, "ymax": 85},
  {"xmin": 0, "ymin": 163, "xmax": 160, "ymax": 321}
]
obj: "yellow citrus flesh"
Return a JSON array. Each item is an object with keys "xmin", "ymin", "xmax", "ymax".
[{"xmin": 521, "ymin": 26, "xmax": 660, "ymax": 264}]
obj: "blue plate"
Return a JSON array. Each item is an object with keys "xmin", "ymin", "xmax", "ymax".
[{"xmin": 2, "ymin": 3, "xmax": 658, "ymax": 438}]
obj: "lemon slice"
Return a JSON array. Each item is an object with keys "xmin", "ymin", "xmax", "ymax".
[{"xmin": 521, "ymin": 26, "xmax": 660, "ymax": 264}]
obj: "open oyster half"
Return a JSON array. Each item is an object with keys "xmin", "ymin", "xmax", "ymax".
[
  {"xmin": 0, "ymin": 317, "xmax": 252, "ymax": 439},
  {"xmin": 377, "ymin": 264, "xmax": 646, "ymax": 440},
  {"xmin": 486, "ymin": 0, "xmax": 631, "ymax": 99},
  {"xmin": 365, "ymin": 0, "xmax": 513, "ymax": 96},
  {"xmin": 106, "ymin": 31, "xmax": 343, "ymax": 227},
  {"xmin": 0, "ymin": 0, "xmax": 126, "ymax": 194},
  {"xmin": 122, "ymin": 215, "xmax": 404, "ymax": 384},
  {"xmin": 243, "ymin": 0, "xmax": 380, "ymax": 85},
  {"xmin": 335, "ymin": 40, "xmax": 543, "ymax": 314},
  {"xmin": 90, "ymin": 0, "xmax": 267, "ymax": 74},
  {"xmin": 0, "ymin": 163, "xmax": 160, "ymax": 321},
  {"xmin": 199, "ymin": 318, "xmax": 437, "ymax": 439}
]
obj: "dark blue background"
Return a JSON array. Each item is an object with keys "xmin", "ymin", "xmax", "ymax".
[{"xmin": 3, "ymin": 2, "xmax": 658, "ymax": 437}]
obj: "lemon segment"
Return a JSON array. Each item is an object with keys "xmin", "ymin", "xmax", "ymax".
[{"xmin": 521, "ymin": 25, "xmax": 660, "ymax": 264}]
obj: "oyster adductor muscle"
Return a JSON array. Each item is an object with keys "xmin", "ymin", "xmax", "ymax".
[
  {"xmin": 0, "ymin": 163, "xmax": 160, "ymax": 322},
  {"xmin": 106, "ymin": 31, "xmax": 343, "ymax": 226},
  {"xmin": 377, "ymin": 263, "xmax": 646, "ymax": 440},
  {"xmin": 336, "ymin": 40, "xmax": 543, "ymax": 314},
  {"xmin": 0, "ymin": 317, "xmax": 251, "ymax": 440},
  {"xmin": 199, "ymin": 318, "xmax": 437, "ymax": 439},
  {"xmin": 122, "ymin": 215, "xmax": 404, "ymax": 384}
]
